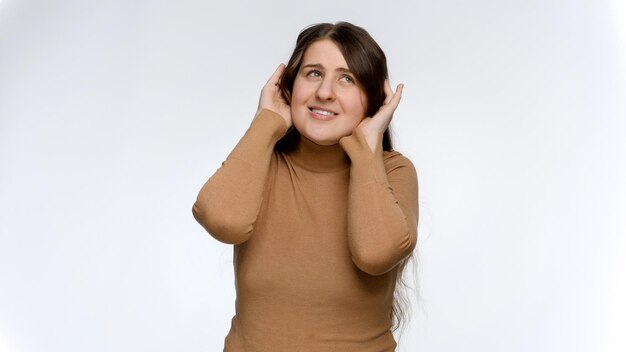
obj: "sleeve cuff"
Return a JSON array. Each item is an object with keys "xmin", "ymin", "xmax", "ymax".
[
  {"xmin": 339, "ymin": 127, "xmax": 387, "ymax": 184},
  {"xmin": 228, "ymin": 109, "xmax": 289, "ymax": 162}
]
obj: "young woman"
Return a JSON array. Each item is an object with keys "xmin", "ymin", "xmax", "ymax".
[{"xmin": 193, "ymin": 22, "xmax": 418, "ymax": 351}]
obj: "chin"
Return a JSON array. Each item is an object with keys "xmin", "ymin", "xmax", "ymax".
[{"xmin": 293, "ymin": 112, "xmax": 352, "ymax": 146}]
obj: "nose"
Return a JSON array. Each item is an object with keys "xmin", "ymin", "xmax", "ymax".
[{"xmin": 315, "ymin": 77, "xmax": 335, "ymax": 101}]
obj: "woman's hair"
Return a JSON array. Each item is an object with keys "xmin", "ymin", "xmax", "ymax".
[
  {"xmin": 276, "ymin": 21, "xmax": 413, "ymax": 332},
  {"xmin": 275, "ymin": 21, "xmax": 393, "ymax": 152}
]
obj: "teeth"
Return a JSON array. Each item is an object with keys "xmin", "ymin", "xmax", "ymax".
[{"xmin": 311, "ymin": 108, "xmax": 335, "ymax": 116}]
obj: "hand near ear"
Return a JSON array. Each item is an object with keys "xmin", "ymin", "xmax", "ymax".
[
  {"xmin": 357, "ymin": 80, "xmax": 403, "ymax": 152},
  {"xmin": 257, "ymin": 64, "xmax": 292, "ymax": 128}
]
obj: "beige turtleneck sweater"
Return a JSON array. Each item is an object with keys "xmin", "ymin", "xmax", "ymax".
[{"xmin": 193, "ymin": 109, "xmax": 418, "ymax": 352}]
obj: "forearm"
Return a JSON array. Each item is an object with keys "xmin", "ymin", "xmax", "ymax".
[
  {"xmin": 192, "ymin": 109, "xmax": 288, "ymax": 244},
  {"xmin": 340, "ymin": 128, "xmax": 418, "ymax": 275}
]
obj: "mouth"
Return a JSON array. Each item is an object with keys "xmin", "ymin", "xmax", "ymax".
[{"xmin": 308, "ymin": 106, "xmax": 338, "ymax": 120}]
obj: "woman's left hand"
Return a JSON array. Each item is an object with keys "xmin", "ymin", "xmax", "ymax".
[{"xmin": 357, "ymin": 80, "xmax": 403, "ymax": 152}]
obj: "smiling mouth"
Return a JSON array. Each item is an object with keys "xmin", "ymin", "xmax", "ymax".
[{"xmin": 309, "ymin": 107, "xmax": 338, "ymax": 119}]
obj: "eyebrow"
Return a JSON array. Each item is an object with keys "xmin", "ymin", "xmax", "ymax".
[{"xmin": 301, "ymin": 63, "xmax": 353, "ymax": 74}]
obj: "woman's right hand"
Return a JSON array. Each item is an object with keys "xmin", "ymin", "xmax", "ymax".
[{"xmin": 257, "ymin": 63, "xmax": 292, "ymax": 128}]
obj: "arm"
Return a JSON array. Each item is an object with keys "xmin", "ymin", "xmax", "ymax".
[
  {"xmin": 192, "ymin": 64, "xmax": 292, "ymax": 244},
  {"xmin": 339, "ymin": 129, "xmax": 418, "ymax": 275},
  {"xmin": 192, "ymin": 110, "xmax": 288, "ymax": 244}
]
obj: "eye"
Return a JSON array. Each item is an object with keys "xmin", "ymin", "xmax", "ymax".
[
  {"xmin": 340, "ymin": 74, "xmax": 355, "ymax": 84},
  {"xmin": 306, "ymin": 70, "xmax": 322, "ymax": 78}
]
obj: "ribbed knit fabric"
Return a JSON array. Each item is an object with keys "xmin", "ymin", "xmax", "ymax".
[{"xmin": 193, "ymin": 109, "xmax": 418, "ymax": 352}]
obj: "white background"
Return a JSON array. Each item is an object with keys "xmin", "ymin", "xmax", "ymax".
[{"xmin": 1, "ymin": 1, "xmax": 625, "ymax": 351}]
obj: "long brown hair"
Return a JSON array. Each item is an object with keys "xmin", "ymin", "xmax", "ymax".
[
  {"xmin": 275, "ymin": 22, "xmax": 392, "ymax": 152},
  {"xmin": 276, "ymin": 21, "xmax": 413, "ymax": 332}
]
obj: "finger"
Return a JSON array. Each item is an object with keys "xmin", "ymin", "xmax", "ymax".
[
  {"xmin": 266, "ymin": 63, "xmax": 286, "ymax": 86},
  {"xmin": 388, "ymin": 83, "xmax": 404, "ymax": 108}
]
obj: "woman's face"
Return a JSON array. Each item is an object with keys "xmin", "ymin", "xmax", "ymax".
[{"xmin": 290, "ymin": 39, "xmax": 367, "ymax": 146}]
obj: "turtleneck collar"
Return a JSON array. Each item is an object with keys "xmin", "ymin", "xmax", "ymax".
[{"xmin": 287, "ymin": 134, "xmax": 350, "ymax": 173}]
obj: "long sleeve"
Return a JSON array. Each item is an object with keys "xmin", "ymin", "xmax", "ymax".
[
  {"xmin": 339, "ymin": 127, "xmax": 419, "ymax": 275},
  {"xmin": 192, "ymin": 109, "xmax": 288, "ymax": 244}
]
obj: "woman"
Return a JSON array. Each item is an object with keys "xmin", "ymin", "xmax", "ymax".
[{"xmin": 193, "ymin": 21, "xmax": 418, "ymax": 351}]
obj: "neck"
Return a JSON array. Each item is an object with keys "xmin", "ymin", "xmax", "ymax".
[{"xmin": 289, "ymin": 134, "xmax": 350, "ymax": 172}]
